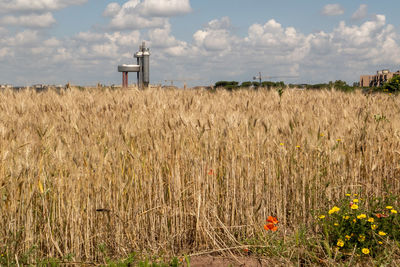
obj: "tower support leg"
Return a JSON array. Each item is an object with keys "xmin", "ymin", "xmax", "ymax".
[{"xmin": 122, "ymin": 72, "xmax": 128, "ymax": 88}]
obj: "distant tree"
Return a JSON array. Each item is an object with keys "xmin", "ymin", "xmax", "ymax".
[
  {"xmin": 307, "ymin": 83, "xmax": 329, "ymax": 90},
  {"xmin": 215, "ymin": 81, "xmax": 239, "ymax": 91},
  {"xmin": 240, "ymin": 81, "xmax": 253, "ymax": 88},
  {"xmin": 333, "ymin": 80, "xmax": 354, "ymax": 92},
  {"xmin": 383, "ymin": 75, "xmax": 400, "ymax": 92},
  {"xmin": 276, "ymin": 81, "xmax": 285, "ymax": 88},
  {"xmin": 215, "ymin": 81, "xmax": 229, "ymax": 88},
  {"xmin": 261, "ymin": 81, "xmax": 275, "ymax": 89}
]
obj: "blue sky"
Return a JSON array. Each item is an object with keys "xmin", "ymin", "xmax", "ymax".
[{"xmin": 1, "ymin": 0, "xmax": 400, "ymax": 87}]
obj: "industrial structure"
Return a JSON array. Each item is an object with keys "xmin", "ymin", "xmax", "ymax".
[
  {"xmin": 118, "ymin": 41, "xmax": 150, "ymax": 89},
  {"xmin": 360, "ymin": 69, "xmax": 400, "ymax": 87}
]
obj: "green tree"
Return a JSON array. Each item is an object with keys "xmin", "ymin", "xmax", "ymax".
[
  {"xmin": 215, "ymin": 81, "xmax": 239, "ymax": 91},
  {"xmin": 333, "ymin": 80, "xmax": 354, "ymax": 92},
  {"xmin": 383, "ymin": 75, "xmax": 400, "ymax": 92},
  {"xmin": 240, "ymin": 81, "xmax": 253, "ymax": 88}
]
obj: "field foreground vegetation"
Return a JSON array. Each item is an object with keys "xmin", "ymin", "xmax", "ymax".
[{"xmin": 0, "ymin": 88, "xmax": 399, "ymax": 266}]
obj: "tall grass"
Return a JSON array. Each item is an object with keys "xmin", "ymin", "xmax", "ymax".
[{"xmin": 0, "ymin": 88, "xmax": 399, "ymax": 262}]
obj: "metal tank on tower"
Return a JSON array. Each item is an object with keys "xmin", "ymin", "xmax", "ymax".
[{"xmin": 118, "ymin": 41, "xmax": 150, "ymax": 89}]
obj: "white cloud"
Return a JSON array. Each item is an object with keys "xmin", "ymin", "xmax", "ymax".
[
  {"xmin": 139, "ymin": 0, "xmax": 192, "ymax": 16},
  {"xmin": 0, "ymin": 26, "xmax": 7, "ymax": 34},
  {"xmin": 3, "ymin": 30, "xmax": 40, "ymax": 46},
  {"xmin": 0, "ymin": 0, "xmax": 88, "ymax": 32},
  {"xmin": 148, "ymin": 23, "xmax": 186, "ymax": 50},
  {"xmin": 193, "ymin": 17, "xmax": 235, "ymax": 51},
  {"xmin": 352, "ymin": 4, "xmax": 368, "ymax": 21},
  {"xmin": 0, "ymin": 12, "xmax": 56, "ymax": 28},
  {"xmin": 75, "ymin": 32, "xmax": 105, "ymax": 42},
  {"xmin": 104, "ymin": 0, "xmax": 192, "ymax": 30},
  {"xmin": 106, "ymin": 1, "xmax": 167, "ymax": 30},
  {"xmin": 103, "ymin": 3, "xmax": 121, "ymax": 17},
  {"xmin": 44, "ymin": 37, "xmax": 61, "ymax": 46},
  {"xmin": 1, "ymin": 13, "xmax": 400, "ymax": 86},
  {"xmin": 322, "ymin": 4, "xmax": 344, "ymax": 16},
  {"xmin": 0, "ymin": 0, "xmax": 87, "ymax": 12},
  {"xmin": 0, "ymin": 47, "xmax": 12, "ymax": 59}
]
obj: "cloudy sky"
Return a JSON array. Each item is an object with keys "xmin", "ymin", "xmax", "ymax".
[{"xmin": 1, "ymin": 0, "xmax": 400, "ymax": 86}]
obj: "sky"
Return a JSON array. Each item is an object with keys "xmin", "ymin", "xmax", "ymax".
[{"xmin": 1, "ymin": 0, "xmax": 400, "ymax": 87}]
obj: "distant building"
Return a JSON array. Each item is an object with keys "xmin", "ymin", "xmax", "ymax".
[{"xmin": 360, "ymin": 69, "xmax": 400, "ymax": 87}]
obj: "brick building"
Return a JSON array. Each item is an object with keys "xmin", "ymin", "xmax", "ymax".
[{"xmin": 360, "ymin": 69, "xmax": 400, "ymax": 87}]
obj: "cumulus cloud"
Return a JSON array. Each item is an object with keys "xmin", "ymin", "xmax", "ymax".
[
  {"xmin": 322, "ymin": 4, "xmax": 344, "ymax": 16},
  {"xmin": 0, "ymin": 26, "xmax": 7, "ymax": 34},
  {"xmin": 104, "ymin": 0, "xmax": 192, "ymax": 30},
  {"xmin": 1, "ymin": 12, "xmax": 400, "ymax": 86},
  {"xmin": 193, "ymin": 17, "xmax": 236, "ymax": 51},
  {"xmin": 103, "ymin": 3, "xmax": 121, "ymax": 17},
  {"xmin": 0, "ymin": 0, "xmax": 88, "ymax": 31},
  {"xmin": 0, "ymin": 0, "xmax": 87, "ymax": 12},
  {"xmin": 147, "ymin": 23, "xmax": 188, "ymax": 55},
  {"xmin": 0, "ymin": 47, "xmax": 13, "ymax": 59},
  {"xmin": 175, "ymin": 14, "xmax": 400, "ymax": 83},
  {"xmin": 139, "ymin": 0, "xmax": 192, "ymax": 16},
  {"xmin": 0, "ymin": 12, "xmax": 56, "ymax": 28},
  {"xmin": 2, "ymin": 30, "xmax": 40, "ymax": 46},
  {"xmin": 104, "ymin": 1, "xmax": 167, "ymax": 30},
  {"xmin": 352, "ymin": 4, "xmax": 368, "ymax": 21}
]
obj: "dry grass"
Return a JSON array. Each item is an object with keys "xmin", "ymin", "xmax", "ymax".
[{"xmin": 0, "ymin": 88, "xmax": 399, "ymax": 263}]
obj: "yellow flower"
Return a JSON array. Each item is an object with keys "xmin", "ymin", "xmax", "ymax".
[
  {"xmin": 345, "ymin": 235, "xmax": 351, "ymax": 241},
  {"xmin": 358, "ymin": 235, "xmax": 366, "ymax": 242},
  {"xmin": 353, "ymin": 199, "xmax": 359, "ymax": 203},
  {"xmin": 345, "ymin": 193, "xmax": 351, "ymax": 197},
  {"xmin": 351, "ymin": 204, "xmax": 359, "ymax": 210},
  {"xmin": 368, "ymin": 218, "xmax": 374, "ymax": 223},
  {"xmin": 337, "ymin": 139, "xmax": 342, "ymax": 142},
  {"xmin": 353, "ymin": 218, "xmax": 357, "ymax": 223},
  {"xmin": 378, "ymin": 241, "xmax": 383, "ymax": 245},
  {"xmin": 361, "ymin": 248, "xmax": 370, "ymax": 255},
  {"xmin": 386, "ymin": 206, "xmax": 393, "ymax": 209},
  {"xmin": 296, "ymin": 145, "xmax": 300, "ymax": 148},
  {"xmin": 280, "ymin": 143, "xmax": 284, "ymax": 146},
  {"xmin": 378, "ymin": 231, "xmax": 386, "ymax": 236},
  {"xmin": 329, "ymin": 206, "xmax": 340, "ymax": 214},
  {"xmin": 343, "ymin": 215, "xmax": 350, "ymax": 220},
  {"xmin": 391, "ymin": 209, "xmax": 398, "ymax": 214},
  {"xmin": 371, "ymin": 224, "xmax": 378, "ymax": 230},
  {"xmin": 319, "ymin": 215, "xmax": 326, "ymax": 219},
  {"xmin": 320, "ymin": 133, "xmax": 325, "ymax": 137},
  {"xmin": 354, "ymin": 194, "xmax": 358, "ymax": 196},
  {"xmin": 337, "ymin": 239, "xmax": 344, "ymax": 247},
  {"xmin": 334, "ymin": 223, "xmax": 339, "ymax": 226},
  {"xmin": 357, "ymin": 214, "xmax": 367, "ymax": 219}
]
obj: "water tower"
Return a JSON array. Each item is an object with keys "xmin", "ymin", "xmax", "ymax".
[{"xmin": 118, "ymin": 41, "xmax": 150, "ymax": 89}]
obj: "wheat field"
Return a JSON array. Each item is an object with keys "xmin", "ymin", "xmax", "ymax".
[{"xmin": 0, "ymin": 88, "xmax": 399, "ymax": 262}]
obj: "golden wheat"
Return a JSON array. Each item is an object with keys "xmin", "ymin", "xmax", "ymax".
[{"xmin": 0, "ymin": 88, "xmax": 399, "ymax": 262}]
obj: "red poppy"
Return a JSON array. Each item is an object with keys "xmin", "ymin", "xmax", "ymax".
[
  {"xmin": 264, "ymin": 223, "xmax": 278, "ymax": 232},
  {"xmin": 208, "ymin": 169, "xmax": 214, "ymax": 175},
  {"xmin": 375, "ymin": 213, "xmax": 389, "ymax": 218},
  {"xmin": 267, "ymin": 216, "xmax": 279, "ymax": 225}
]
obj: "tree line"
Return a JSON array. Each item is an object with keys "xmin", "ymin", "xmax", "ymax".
[{"xmin": 214, "ymin": 77, "xmax": 400, "ymax": 92}]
